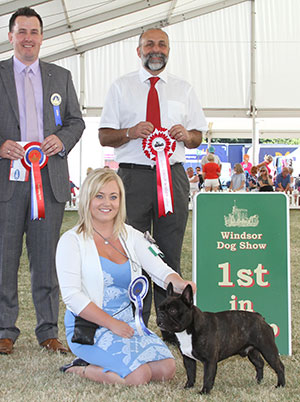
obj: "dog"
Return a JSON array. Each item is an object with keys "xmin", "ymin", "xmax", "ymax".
[{"xmin": 157, "ymin": 283, "xmax": 285, "ymax": 394}]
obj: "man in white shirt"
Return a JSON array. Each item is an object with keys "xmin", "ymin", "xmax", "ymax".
[
  {"xmin": 99, "ymin": 28, "xmax": 207, "ymax": 343},
  {"xmin": 201, "ymin": 145, "xmax": 222, "ymax": 168}
]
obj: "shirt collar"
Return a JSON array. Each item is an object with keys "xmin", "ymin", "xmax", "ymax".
[
  {"xmin": 13, "ymin": 56, "xmax": 40, "ymax": 75},
  {"xmin": 139, "ymin": 66, "xmax": 168, "ymax": 84}
]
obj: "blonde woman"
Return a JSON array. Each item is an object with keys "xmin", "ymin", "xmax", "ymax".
[
  {"xmin": 258, "ymin": 166, "xmax": 274, "ymax": 192},
  {"xmin": 257, "ymin": 155, "xmax": 273, "ymax": 175},
  {"xmin": 229, "ymin": 163, "xmax": 246, "ymax": 192},
  {"xmin": 56, "ymin": 168, "xmax": 195, "ymax": 385}
]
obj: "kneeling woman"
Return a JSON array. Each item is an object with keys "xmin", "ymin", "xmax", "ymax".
[{"xmin": 56, "ymin": 168, "xmax": 195, "ymax": 385}]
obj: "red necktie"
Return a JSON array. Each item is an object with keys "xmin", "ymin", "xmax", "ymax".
[{"xmin": 146, "ymin": 77, "xmax": 161, "ymax": 128}]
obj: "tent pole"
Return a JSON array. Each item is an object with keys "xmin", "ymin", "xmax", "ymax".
[
  {"xmin": 79, "ymin": 53, "xmax": 85, "ymax": 186},
  {"xmin": 250, "ymin": 0, "xmax": 259, "ymax": 165}
]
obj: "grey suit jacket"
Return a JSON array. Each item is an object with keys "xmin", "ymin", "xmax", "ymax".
[{"xmin": 0, "ymin": 57, "xmax": 85, "ymax": 203}]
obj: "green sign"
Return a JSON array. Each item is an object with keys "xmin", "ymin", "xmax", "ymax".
[{"xmin": 193, "ymin": 193, "xmax": 291, "ymax": 355}]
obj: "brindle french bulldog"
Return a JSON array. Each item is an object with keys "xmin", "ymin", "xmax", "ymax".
[{"xmin": 157, "ymin": 283, "xmax": 285, "ymax": 394}]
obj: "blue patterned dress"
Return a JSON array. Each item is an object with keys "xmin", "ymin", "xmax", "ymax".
[{"xmin": 64, "ymin": 256, "xmax": 173, "ymax": 378}]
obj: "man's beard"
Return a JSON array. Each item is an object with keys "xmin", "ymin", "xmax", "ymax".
[{"xmin": 141, "ymin": 52, "xmax": 168, "ymax": 71}]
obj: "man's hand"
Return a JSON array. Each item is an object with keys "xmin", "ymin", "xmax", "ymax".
[
  {"xmin": 129, "ymin": 121, "xmax": 154, "ymax": 139},
  {"xmin": 0, "ymin": 140, "xmax": 25, "ymax": 160},
  {"xmin": 99, "ymin": 122, "xmax": 154, "ymax": 148},
  {"xmin": 169, "ymin": 125, "xmax": 202, "ymax": 149},
  {"xmin": 169, "ymin": 124, "xmax": 189, "ymax": 143},
  {"xmin": 41, "ymin": 135, "xmax": 63, "ymax": 156}
]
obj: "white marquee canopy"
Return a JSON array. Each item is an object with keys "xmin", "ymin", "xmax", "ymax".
[
  {"xmin": 0, "ymin": 0, "xmax": 299, "ymax": 117},
  {"xmin": 0, "ymin": 0, "xmax": 299, "ymax": 178}
]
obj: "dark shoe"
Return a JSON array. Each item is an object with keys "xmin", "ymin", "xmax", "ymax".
[
  {"xmin": 60, "ymin": 358, "xmax": 89, "ymax": 373},
  {"xmin": 161, "ymin": 331, "xmax": 179, "ymax": 346},
  {"xmin": 40, "ymin": 338, "xmax": 69, "ymax": 354},
  {"xmin": 0, "ymin": 338, "xmax": 13, "ymax": 354}
]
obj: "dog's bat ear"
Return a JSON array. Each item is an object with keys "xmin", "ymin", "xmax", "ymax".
[
  {"xmin": 181, "ymin": 284, "xmax": 193, "ymax": 307},
  {"xmin": 166, "ymin": 282, "xmax": 174, "ymax": 296}
]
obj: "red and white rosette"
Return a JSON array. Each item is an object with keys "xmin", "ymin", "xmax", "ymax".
[
  {"xmin": 21, "ymin": 142, "xmax": 48, "ymax": 220},
  {"xmin": 142, "ymin": 129, "xmax": 176, "ymax": 217}
]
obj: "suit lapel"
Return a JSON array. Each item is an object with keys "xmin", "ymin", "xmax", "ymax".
[
  {"xmin": 40, "ymin": 61, "xmax": 52, "ymax": 137},
  {"xmin": 0, "ymin": 57, "xmax": 20, "ymax": 123}
]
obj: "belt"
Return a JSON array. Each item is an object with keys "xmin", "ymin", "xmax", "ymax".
[{"xmin": 119, "ymin": 163, "xmax": 182, "ymax": 170}]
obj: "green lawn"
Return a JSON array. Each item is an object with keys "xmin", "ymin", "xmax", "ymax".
[{"xmin": 0, "ymin": 210, "xmax": 299, "ymax": 401}]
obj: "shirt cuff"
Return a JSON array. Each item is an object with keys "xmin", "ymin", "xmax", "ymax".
[{"xmin": 58, "ymin": 144, "xmax": 66, "ymax": 157}]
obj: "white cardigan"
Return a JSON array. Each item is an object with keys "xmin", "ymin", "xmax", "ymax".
[{"xmin": 56, "ymin": 224, "xmax": 176, "ymax": 315}]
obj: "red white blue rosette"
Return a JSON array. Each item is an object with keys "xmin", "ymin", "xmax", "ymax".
[
  {"xmin": 21, "ymin": 142, "xmax": 48, "ymax": 220},
  {"xmin": 128, "ymin": 276, "xmax": 151, "ymax": 336},
  {"xmin": 142, "ymin": 129, "xmax": 176, "ymax": 217}
]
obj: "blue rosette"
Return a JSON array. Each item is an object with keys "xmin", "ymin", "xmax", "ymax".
[{"xmin": 128, "ymin": 276, "xmax": 151, "ymax": 336}]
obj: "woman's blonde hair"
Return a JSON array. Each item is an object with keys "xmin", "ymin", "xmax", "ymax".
[
  {"xmin": 76, "ymin": 168, "xmax": 127, "ymax": 238},
  {"xmin": 234, "ymin": 163, "xmax": 244, "ymax": 174}
]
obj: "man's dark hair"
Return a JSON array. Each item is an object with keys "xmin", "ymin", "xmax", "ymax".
[{"xmin": 9, "ymin": 7, "xmax": 43, "ymax": 33}]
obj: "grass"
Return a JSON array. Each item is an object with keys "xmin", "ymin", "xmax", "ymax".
[{"xmin": 0, "ymin": 210, "xmax": 300, "ymax": 401}]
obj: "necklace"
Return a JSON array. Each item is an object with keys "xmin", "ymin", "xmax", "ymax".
[
  {"xmin": 93, "ymin": 227, "xmax": 184, "ymax": 294},
  {"xmin": 93, "ymin": 227, "xmax": 111, "ymax": 245}
]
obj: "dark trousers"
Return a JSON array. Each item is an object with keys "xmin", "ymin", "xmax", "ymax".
[
  {"xmin": 118, "ymin": 163, "xmax": 189, "ymax": 325},
  {"xmin": 0, "ymin": 167, "xmax": 65, "ymax": 343}
]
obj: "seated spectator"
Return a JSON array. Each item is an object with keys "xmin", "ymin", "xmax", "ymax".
[
  {"xmin": 248, "ymin": 166, "xmax": 258, "ymax": 191},
  {"xmin": 241, "ymin": 154, "xmax": 252, "ymax": 175},
  {"xmin": 229, "ymin": 163, "xmax": 246, "ymax": 192},
  {"xmin": 257, "ymin": 155, "xmax": 273, "ymax": 175},
  {"xmin": 186, "ymin": 167, "xmax": 199, "ymax": 198},
  {"xmin": 258, "ymin": 166, "xmax": 274, "ymax": 192},
  {"xmin": 195, "ymin": 166, "xmax": 204, "ymax": 190},
  {"xmin": 202, "ymin": 153, "xmax": 221, "ymax": 192},
  {"xmin": 275, "ymin": 167, "xmax": 291, "ymax": 193},
  {"xmin": 288, "ymin": 167, "xmax": 295, "ymax": 191},
  {"xmin": 244, "ymin": 170, "xmax": 251, "ymax": 190},
  {"xmin": 69, "ymin": 179, "xmax": 79, "ymax": 207}
]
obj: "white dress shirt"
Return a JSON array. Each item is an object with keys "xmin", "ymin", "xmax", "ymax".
[{"xmin": 100, "ymin": 67, "xmax": 207, "ymax": 166}]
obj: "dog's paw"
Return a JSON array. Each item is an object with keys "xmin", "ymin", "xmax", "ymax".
[
  {"xmin": 184, "ymin": 381, "xmax": 194, "ymax": 389},
  {"xmin": 200, "ymin": 386, "xmax": 211, "ymax": 394}
]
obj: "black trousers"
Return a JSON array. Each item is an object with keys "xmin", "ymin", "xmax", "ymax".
[{"xmin": 118, "ymin": 163, "xmax": 189, "ymax": 325}]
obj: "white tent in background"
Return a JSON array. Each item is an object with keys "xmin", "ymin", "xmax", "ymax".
[{"xmin": 0, "ymin": 0, "xmax": 299, "ymax": 183}]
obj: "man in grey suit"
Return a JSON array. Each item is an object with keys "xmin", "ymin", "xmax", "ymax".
[{"xmin": 0, "ymin": 7, "xmax": 85, "ymax": 354}]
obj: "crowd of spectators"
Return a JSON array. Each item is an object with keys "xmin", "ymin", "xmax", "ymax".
[{"xmin": 186, "ymin": 152, "xmax": 297, "ymax": 198}]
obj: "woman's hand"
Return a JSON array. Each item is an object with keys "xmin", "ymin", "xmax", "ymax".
[
  {"xmin": 166, "ymin": 273, "xmax": 197, "ymax": 295},
  {"xmin": 109, "ymin": 319, "xmax": 135, "ymax": 338},
  {"xmin": 180, "ymin": 280, "xmax": 197, "ymax": 295}
]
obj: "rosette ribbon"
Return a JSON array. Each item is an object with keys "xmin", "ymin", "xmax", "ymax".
[
  {"xmin": 142, "ymin": 129, "xmax": 176, "ymax": 217},
  {"xmin": 128, "ymin": 276, "xmax": 151, "ymax": 336},
  {"xmin": 21, "ymin": 142, "xmax": 48, "ymax": 220}
]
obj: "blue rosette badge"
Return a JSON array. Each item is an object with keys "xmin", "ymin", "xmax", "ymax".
[{"xmin": 128, "ymin": 276, "xmax": 151, "ymax": 336}]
